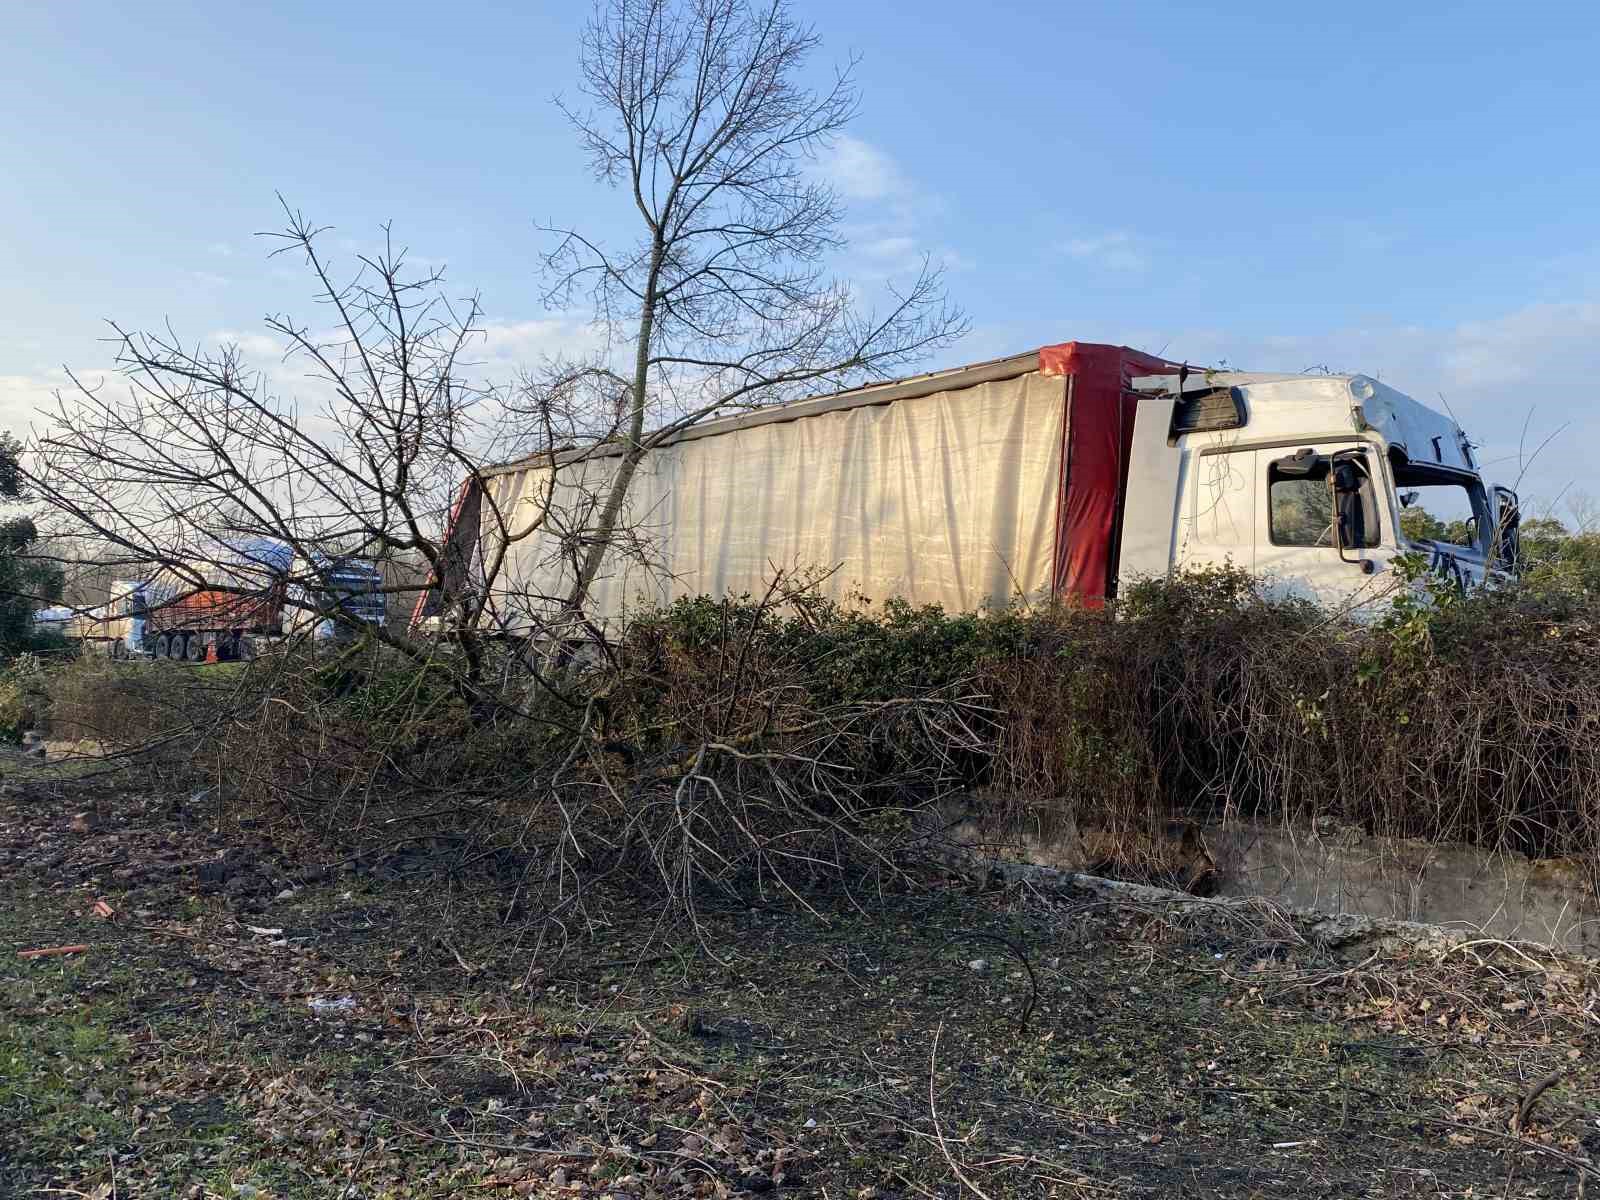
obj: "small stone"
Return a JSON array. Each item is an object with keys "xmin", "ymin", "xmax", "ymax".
[
  {"xmin": 968, "ymin": 958, "xmax": 988, "ymax": 973},
  {"xmin": 69, "ymin": 811, "xmax": 97, "ymax": 834}
]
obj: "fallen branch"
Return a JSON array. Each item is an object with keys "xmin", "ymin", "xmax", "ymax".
[
  {"xmin": 1514, "ymin": 1070, "xmax": 1566, "ymax": 1134},
  {"xmin": 18, "ymin": 944, "xmax": 88, "ymax": 959},
  {"xmin": 929, "ymin": 1021, "xmax": 995, "ymax": 1200}
]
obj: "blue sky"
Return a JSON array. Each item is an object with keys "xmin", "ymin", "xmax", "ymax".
[{"xmin": 4, "ymin": 0, "xmax": 1598, "ymax": 505}]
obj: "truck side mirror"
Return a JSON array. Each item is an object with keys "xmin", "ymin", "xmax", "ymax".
[
  {"xmin": 1329, "ymin": 454, "xmax": 1373, "ymax": 566},
  {"xmin": 1492, "ymin": 485, "xmax": 1522, "ymax": 573}
]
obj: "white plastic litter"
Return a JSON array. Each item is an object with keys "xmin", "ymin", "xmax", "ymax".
[{"xmin": 307, "ymin": 996, "xmax": 356, "ymax": 1015}]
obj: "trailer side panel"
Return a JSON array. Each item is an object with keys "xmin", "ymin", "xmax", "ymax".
[{"xmin": 484, "ymin": 370, "xmax": 1067, "ymax": 629}]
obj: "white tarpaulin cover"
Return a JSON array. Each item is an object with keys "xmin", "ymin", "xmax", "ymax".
[{"xmin": 482, "ymin": 370, "xmax": 1065, "ymax": 628}]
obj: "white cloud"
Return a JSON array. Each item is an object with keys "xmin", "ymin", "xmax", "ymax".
[
  {"xmin": 816, "ymin": 136, "xmax": 970, "ymax": 286},
  {"xmin": 820, "ymin": 134, "xmax": 908, "ymax": 202},
  {"xmin": 937, "ymin": 248, "xmax": 976, "ymax": 273},
  {"xmin": 861, "ymin": 235, "xmax": 916, "ymax": 260},
  {"xmin": 0, "ymin": 367, "xmax": 125, "ymax": 438},
  {"xmin": 474, "ymin": 316, "xmax": 608, "ymax": 371},
  {"xmin": 1441, "ymin": 302, "xmax": 1600, "ymax": 388},
  {"xmin": 0, "ymin": 375, "xmax": 57, "ymax": 434},
  {"xmin": 209, "ymin": 330, "xmax": 284, "ymax": 359},
  {"xmin": 1060, "ymin": 231, "xmax": 1151, "ymax": 273}
]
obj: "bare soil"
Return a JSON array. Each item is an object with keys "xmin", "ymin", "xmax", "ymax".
[{"xmin": 3, "ymin": 768, "xmax": 1598, "ymax": 1199}]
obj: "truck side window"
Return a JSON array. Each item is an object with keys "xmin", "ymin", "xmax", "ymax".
[{"xmin": 1268, "ymin": 452, "xmax": 1378, "ymax": 548}]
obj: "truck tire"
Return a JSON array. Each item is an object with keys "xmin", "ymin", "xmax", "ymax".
[
  {"xmin": 186, "ymin": 635, "xmax": 207, "ymax": 663},
  {"xmin": 111, "ymin": 641, "xmax": 127, "ymax": 661},
  {"xmin": 156, "ymin": 634, "xmax": 172, "ymax": 659}
]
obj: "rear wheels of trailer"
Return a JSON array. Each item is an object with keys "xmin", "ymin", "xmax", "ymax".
[
  {"xmin": 145, "ymin": 629, "xmax": 256, "ymax": 663},
  {"xmin": 151, "ymin": 632, "xmax": 195, "ymax": 660}
]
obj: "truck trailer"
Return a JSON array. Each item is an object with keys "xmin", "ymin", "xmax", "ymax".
[
  {"xmin": 65, "ymin": 548, "xmax": 387, "ymax": 661},
  {"xmin": 417, "ymin": 341, "xmax": 1518, "ymax": 634}
]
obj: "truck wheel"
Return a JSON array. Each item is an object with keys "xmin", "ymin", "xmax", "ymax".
[
  {"xmin": 156, "ymin": 634, "xmax": 172, "ymax": 659},
  {"xmin": 112, "ymin": 641, "xmax": 126, "ymax": 661},
  {"xmin": 186, "ymin": 636, "xmax": 207, "ymax": 663}
]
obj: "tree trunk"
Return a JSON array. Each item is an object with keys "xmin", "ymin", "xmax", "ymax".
[{"xmin": 562, "ymin": 246, "xmax": 662, "ymax": 621}]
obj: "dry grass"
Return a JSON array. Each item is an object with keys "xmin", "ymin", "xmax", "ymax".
[{"xmin": 3, "ymin": 779, "xmax": 1596, "ymax": 1199}]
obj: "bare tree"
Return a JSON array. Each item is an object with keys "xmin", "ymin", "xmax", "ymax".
[
  {"xmin": 21, "ymin": 204, "xmax": 524, "ymax": 689},
  {"xmin": 543, "ymin": 0, "xmax": 966, "ymax": 618}
]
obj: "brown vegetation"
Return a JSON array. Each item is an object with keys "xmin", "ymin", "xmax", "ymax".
[{"xmin": 35, "ymin": 566, "xmax": 1600, "ymax": 940}]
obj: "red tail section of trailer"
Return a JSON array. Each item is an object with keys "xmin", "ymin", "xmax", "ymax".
[
  {"xmin": 1041, "ymin": 342, "xmax": 1184, "ymax": 605},
  {"xmin": 409, "ymin": 475, "xmax": 484, "ymax": 633}
]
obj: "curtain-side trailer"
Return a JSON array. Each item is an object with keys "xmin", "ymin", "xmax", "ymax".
[{"xmin": 417, "ymin": 340, "xmax": 1517, "ymax": 635}]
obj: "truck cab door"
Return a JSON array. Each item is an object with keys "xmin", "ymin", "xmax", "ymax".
[
  {"xmin": 1256, "ymin": 443, "xmax": 1389, "ymax": 609},
  {"xmin": 1179, "ymin": 446, "xmax": 1256, "ymax": 577}
]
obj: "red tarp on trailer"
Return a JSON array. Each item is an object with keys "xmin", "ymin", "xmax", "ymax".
[{"xmin": 1040, "ymin": 342, "xmax": 1185, "ymax": 605}]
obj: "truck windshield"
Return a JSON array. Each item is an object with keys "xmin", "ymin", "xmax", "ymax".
[{"xmin": 1394, "ymin": 463, "xmax": 1489, "ymax": 553}]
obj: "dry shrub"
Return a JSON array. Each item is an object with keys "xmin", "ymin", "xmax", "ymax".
[
  {"xmin": 51, "ymin": 567, "xmax": 1600, "ymax": 919},
  {"xmin": 44, "ymin": 658, "xmax": 219, "ymax": 750},
  {"xmin": 0, "ymin": 673, "xmax": 34, "ymax": 742},
  {"xmin": 193, "ymin": 641, "xmax": 488, "ymax": 832},
  {"xmin": 978, "ymin": 568, "xmax": 1600, "ymax": 880},
  {"xmin": 597, "ymin": 567, "xmax": 1600, "ymax": 895}
]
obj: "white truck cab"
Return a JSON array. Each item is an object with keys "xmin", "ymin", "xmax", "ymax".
[
  {"xmin": 1119, "ymin": 371, "xmax": 1518, "ymax": 612},
  {"xmin": 283, "ymin": 555, "xmax": 388, "ymax": 641}
]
